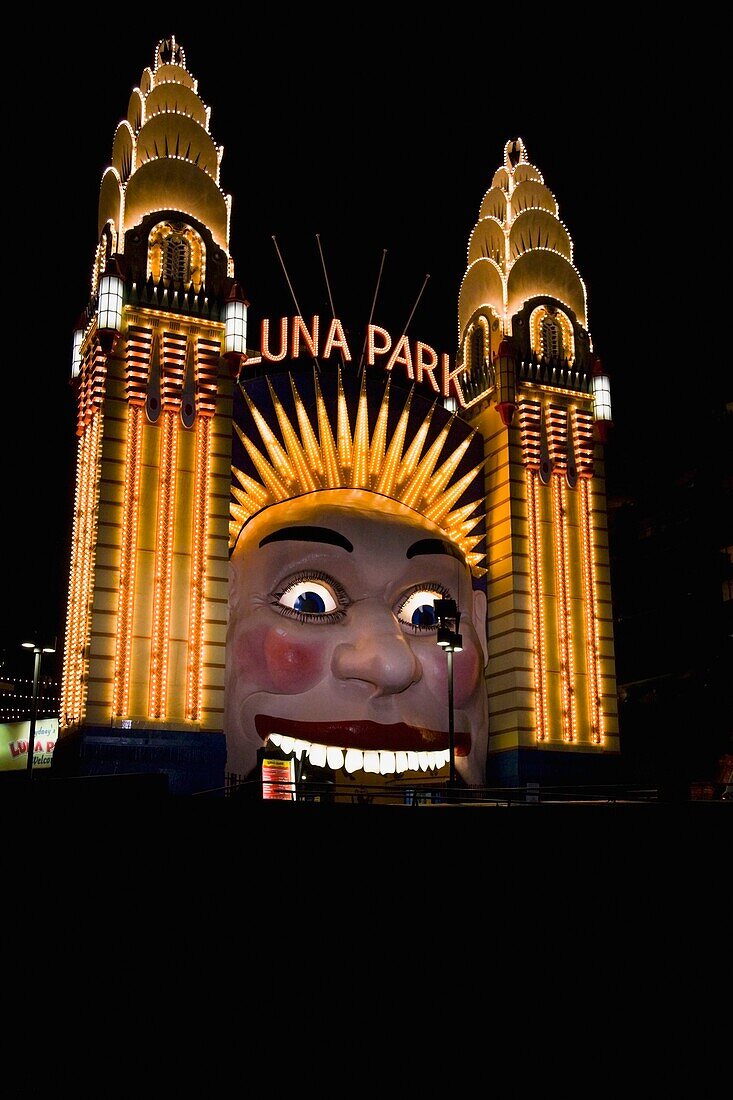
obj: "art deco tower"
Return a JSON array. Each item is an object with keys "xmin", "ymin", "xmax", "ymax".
[
  {"xmin": 57, "ymin": 36, "xmax": 243, "ymax": 791},
  {"xmin": 457, "ymin": 137, "xmax": 619, "ymax": 785}
]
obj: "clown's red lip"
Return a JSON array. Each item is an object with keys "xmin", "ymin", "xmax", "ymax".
[{"xmin": 254, "ymin": 714, "xmax": 470, "ymax": 755}]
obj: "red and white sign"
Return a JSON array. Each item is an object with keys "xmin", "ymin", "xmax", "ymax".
[{"xmin": 262, "ymin": 757, "xmax": 296, "ymax": 801}]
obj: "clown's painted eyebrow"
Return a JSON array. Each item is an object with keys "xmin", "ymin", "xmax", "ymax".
[
  {"xmin": 406, "ymin": 538, "xmax": 465, "ymax": 563},
  {"xmin": 259, "ymin": 526, "xmax": 354, "ymax": 552}
]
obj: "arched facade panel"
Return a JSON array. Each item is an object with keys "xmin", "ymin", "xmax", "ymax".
[
  {"xmin": 513, "ymin": 163, "xmax": 544, "ymax": 184},
  {"xmin": 510, "ymin": 209, "xmax": 572, "ymax": 261},
  {"xmin": 137, "ymin": 114, "xmax": 218, "ymax": 178},
  {"xmin": 98, "ymin": 167, "xmax": 123, "ymax": 238},
  {"xmin": 507, "ymin": 251, "xmax": 586, "ymax": 327},
  {"xmin": 491, "ymin": 167, "xmax": 509, "ymax": 190},
  {"xmin": 112, "ymin": 122, "xmax": 135, "ymax": 183},
  {"xmin": 468, "ymin": 217, "xmax": 505, "ymax": 265},
  {"xmin": 458, "ymin": 258, "xmax": 505, "ymax": 337},
  {"xmin": 123, "ymin": 159, "xmax": 229, "ymax": 248},
  {"xmin": 127, "ymin": 89, "xmax": 143, "ymax": 131},
  {"xmin": 479, "ymin": 187, "xmax": 508, "ymax": 222},
  {"xmin": 153, "ymin": 63, "xmax": 196, "ymax": 90},
  {"xmin": 147, "ymin": 220, "xmax": 205, "ymax": 290},
  {"xmin": 144, "ymin": 83, "xmax": 208, "ymax": 128},
  {"xmin": 511, "ymin": 179, "xmax": 558, "ymax": 217}
]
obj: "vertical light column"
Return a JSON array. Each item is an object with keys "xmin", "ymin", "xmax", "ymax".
[
  {"xmin": 61, "ymin": 428, "xmax": 89, "ymax": 725},
  {"xmin": 61, "ymin": 412, "xmax": 102, "ymax": 724},
  {"xmin": 112, "ymin": 404, "xmax": 143, "ymax": 716},
  {"xmin": 149, "ymin": 409, "xmax": 178, "ymax": 718},
  {"xmin": 579, "ymin": 478, "xmax": 604, "ymax": 744},
  {"xmin": 186, "ymin": 416, "xmax": 210, "ymax": 720},
  {"xmin": 525, "ymin": 470, "xmax": 547, "ymax": 742},
  {"xmin": 552, "ymin": 477, "xmax": 577, "ymax": 741}
]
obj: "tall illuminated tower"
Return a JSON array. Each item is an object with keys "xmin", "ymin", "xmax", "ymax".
[
  {"xmin": 456, "ymin": 137, "xmax": 619, "ymax": 784},
  {"xmin": 57, "ymin": 37, "xmax": 244, "ymax": 791}
]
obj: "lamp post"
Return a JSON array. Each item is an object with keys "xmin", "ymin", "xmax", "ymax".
[
  {"xmin": 96, "ymin": 260, "xmax": 124, "ymax": 353},
  {"xmin": 223, "ymin": 281, "xmax": 249, "ymax": 378},
  {"xmin": 591, "ymin": 356, "xmax": 613, "ymax": 443},
  {"xmin": 434, "ymin": 599, "xmax": 463, "ymax": 788},
  {"xmin": 22, "ymin": 638, "xmax": 56, "ymax": 778}
]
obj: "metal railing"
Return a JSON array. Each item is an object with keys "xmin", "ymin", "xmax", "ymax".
[{"xmin": 216, "ymin": 775, "xmax": 664, "ymax": 806}]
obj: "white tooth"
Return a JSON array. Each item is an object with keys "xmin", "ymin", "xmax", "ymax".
[
  {"xmin": 326, "ymin": 746, "xmax": 344, "ymax": 770},
  {"xmin": 395, "ymin": 751, "xmax": 408, "ymax": 773},
  {"xmin": 309, "ymin": 743, "xmax": 327, "ymax": 768},
  {"xmin": 344, "ymin": 748, "xmax": 363, "ymax": 773},
  {"xmin": 418, "ymin": 751, "xmax": 429, "ymax": 772},
  {"xmin": 293, "ymin": 739, "xmax": 309, "ymax": 759},
  {"xmin": 379, "ymin": 750, "xmax": 396, "ymax": 774},
  {"xmin": 364, "ymin": 750, "xmax": 380, "ymax": 774},
  {"xmin": 268, "ymin": 733, "xmax": 282, "ymax": 747},
  {"xmin": 280, "ymin": 735, "xmax": 295, "ymax": 754},
  {"xmin": 407, "ymin": 751, "xmax": 420, "ymax": 771},
  {"xmin": 441, "ymin": 749, "xmax": 450, "ymax": 766}
]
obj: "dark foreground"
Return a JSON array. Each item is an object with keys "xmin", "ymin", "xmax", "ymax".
[{"xmin": 3, "ymin": 772, "xmax": 729, "ymax": 922}]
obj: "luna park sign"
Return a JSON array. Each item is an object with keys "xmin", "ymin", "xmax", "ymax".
[{"xmin": 241, "ymin": 316, "xmax": 476, "ymax": 404}]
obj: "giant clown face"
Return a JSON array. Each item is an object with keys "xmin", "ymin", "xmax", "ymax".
[{"xmin": 224, "ymin": 489, "xmax": 489, "ymax": 785}]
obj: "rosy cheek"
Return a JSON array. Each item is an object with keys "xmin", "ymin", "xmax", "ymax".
[
  {"xmin": 263, "ymin": 627, "xmax": 327, "ymax": 694},
  {"xmin": 234, "ymin": 623, "xmax": 327, "ymax": 695}
]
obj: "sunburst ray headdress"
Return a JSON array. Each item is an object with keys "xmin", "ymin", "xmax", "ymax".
[{"xmin": 230, "ymin": 366, "xmax": 487, "ymax": 577}]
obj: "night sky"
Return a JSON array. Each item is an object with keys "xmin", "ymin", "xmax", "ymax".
[{"xmin": 5, "ymin": 16, "xmax": 695, "ymax": 678}]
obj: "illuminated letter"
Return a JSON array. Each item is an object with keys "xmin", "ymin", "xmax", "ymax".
[
  {"xmin": 323, "ymin": 319, "xmax": 352, "ymax": 361},
  {"xmin": 367, "ymin": 325, "xmax": 391, "ymax": 366},
  {"xmin": 386, "ymin": 335, "xmax": 414, "ymax": 380},
  {"xmin": 441, "ymin": 353, "xmax": 467, "ymax": 406},
  {"xmin": 291, "ymin": 315, "xmax": 320, "ymax": 360},
  {"xmin": 415, "ymin": 342, "xmax": 440, "ymax": 393},
  {"xmin": 261, "ymin": 317, "xmax": 288, "ymax": 362}
]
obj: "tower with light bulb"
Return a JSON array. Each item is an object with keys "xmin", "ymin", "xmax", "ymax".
[
  {"xmin": 455, "ymin": 137, "xmax": 618, "ymax": 784},
  {"xmin": 56, "ymin": 39, "xmax": 619, "ymax": 793},
  {"xmin": 58, "ymin": 37, "xmax": 246, "ymax": 790}
]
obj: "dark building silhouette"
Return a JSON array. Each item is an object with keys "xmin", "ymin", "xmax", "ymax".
[{"xmin": 607, "ymin": 384, "xmax": 732, "ymax": 799}]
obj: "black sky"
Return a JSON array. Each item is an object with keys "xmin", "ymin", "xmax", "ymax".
[{"xmin": 5, "ymin": 15, "xmax": 696, "ymax": 672}]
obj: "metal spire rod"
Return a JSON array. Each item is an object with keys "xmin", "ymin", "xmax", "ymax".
[
  {"xmin": 401, "ymin": 273, "xmax": 430, "ymax": 337},
  {"xmin": 272, "ymin": 235, "xmax": 320, "ymax": 372},
  {"xmin": 358, "ymin": 248, "xmax": 387, "ymax": 375},
  {"xmin": 316, "ymin": 233, "xmax": 345, "ymax": 369}
]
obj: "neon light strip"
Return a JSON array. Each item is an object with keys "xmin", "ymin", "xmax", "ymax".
[
  {"xmin": 62, "ymin": 412, "xmax": 102, "ymax": 723},
  {"xmin": 553, "ymin": 478, "xmax": 577, "ymax": 741},
  {"xmin": 551, "ymin": 478, "xmax": 571, "ymax": 740},
  {"xmin": 580, "ymin": 478, "xmax": 604, "ymax": 744},
  {"xmin": 112, "ymin": 405, "xmax": 142, "ymax": 717},
  {"xmin": 61, "ymin": 428, "xmax": 88, "ymax": 724},
  {"xmin": 186, "ymin": 417, "xmax": 210, "ymax": 720},
  {"xmin": 526, "ymin": 470, "xmax": 547, "ymax": 741},
  {"xmin": 149, "ymin": 410, "xmax": 177, "ymax": 718},
  {"xmin": 77, "ymin": 413, "xmax": 102, "ymax": 722}
]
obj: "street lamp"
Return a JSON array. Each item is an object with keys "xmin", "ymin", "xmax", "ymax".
[
  {"xmin": 433, "ymin": 599, "xmax": 462, "ymax": 787},
  {"xmin": 22, "ymin": 638, "xmax": 56, "ymax": 778}
]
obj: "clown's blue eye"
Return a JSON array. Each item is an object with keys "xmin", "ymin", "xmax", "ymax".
[
  {"xmin": 279, "ymin": 579, "xmax": 337, "ymax": 614},
  {"xmin": 272, "ymin": 572, "xmax": 348, "ymax": 624},
  {"xmin": 295, "ymin": 590, "xmax": 325, "ymax": 613},
  {"xmin": 396, "ymin": 587, "xmax": 449, "ymax": 632}
]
